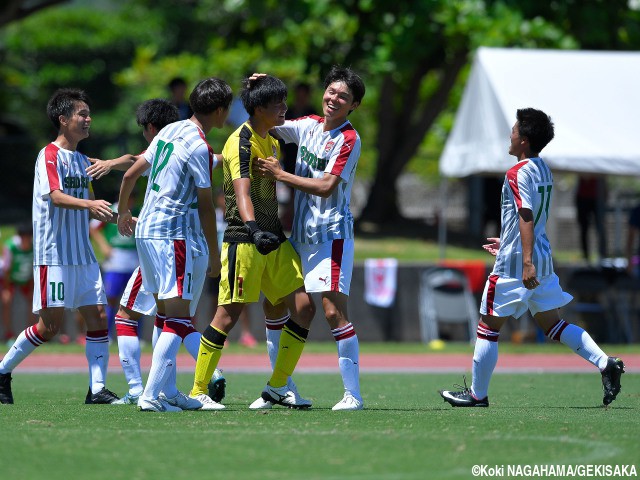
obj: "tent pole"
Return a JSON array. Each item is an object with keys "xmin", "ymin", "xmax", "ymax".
[{"xmin": 438, "ymin": 177, "xmax": 449, "ymax": 260}]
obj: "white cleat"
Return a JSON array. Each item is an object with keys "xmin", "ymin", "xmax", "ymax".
[
  {"xmin": 191, "ymin": 393, "xmax": 225, "ymax": 410},
  {"xmin": 249, "ymin": 396, "xmax": 273, "ymax": 410},
  {"xmin": 138, "ymin": 397, "xmax": 182, "ymax": 412},
  {"xmin": 112, "ymin": 392, "xmax": 140, "ymax": 405},
  {"xmin": 332, "ymin": 393, "xmax": 364, "ymax": 411},
  {"xmin": 261, "ymin": 384, "xmax": 312, "ymax": 409},
  {"xmin": 162, "ymin": 391, "xmax": 203, "ymax": 410}
]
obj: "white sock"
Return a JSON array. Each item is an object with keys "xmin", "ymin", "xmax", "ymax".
[
  {"xmin": 86, "ymin": 329, "xmax": 110, "ymax": 394},
  {"xmin": 183, "ymin": 331, "xmax": 201, "ymax": 360},
  {"xmin": 115, "ymin": 316, "xmax": 143, "ymax": 396},
  {"xmin": 265, "ymin": 315, "xmax": 288, "ymax": 369},
  {"xmin": 333, "ymin": 323, "xmax": 361, "ymax": 399},
  {"xmin": 0, "ymin": 325, "xmax": 46, "ymax": 373},
  {"xmin": 142, "ymin": 330, "xmax": 181, "ymax": 400},
  {"xmin": 470, "ymin": 324, "xmax": 499, "ymax": 400},
  {"xmin": 554, "ymin": 320, "xmax": 608, "ymax": 370}
]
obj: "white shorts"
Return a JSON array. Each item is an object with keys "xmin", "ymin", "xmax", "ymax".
[
  {"xmin": 290, "ymin": 238, "xmax": 354, "ymax": 295},
  {"xmin": 120, "ymin": 266, "xmax": 157, "ymax": 316},
  {"xmin": 480, "ymin": 273, "xmax": 573, "ymax": 319},
  {"xmin": 32, "ymin": 263, "xmax": 106, "ymax": 313},
  {"xmin": 136, "ymin": 238, "xmax": 206, "ymax": 306}
]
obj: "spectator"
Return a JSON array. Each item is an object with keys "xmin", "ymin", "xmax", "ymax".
[
  {"xmin": 168, "ymin": 77, "xmax": 193, "ymax": 120},
  {"xmin": 575, "ymin": 175, "xmax": 607, "ymax": 264}
]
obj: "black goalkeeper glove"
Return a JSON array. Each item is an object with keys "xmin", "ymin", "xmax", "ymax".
[{"xmin": 246, "ymin": 221, "xmax": 280, "ymax": 255}]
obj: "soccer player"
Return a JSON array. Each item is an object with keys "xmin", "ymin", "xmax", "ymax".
[
  {"xmin": 254, "ymin": 66, "xmax": 366, "ymax": 411},
  {"xmin": 0, "ymin": 88, "xmax": 120, "ymax": 405},
  {"xmin": 103, "ymin": 99, "xmax": 224, "ymax": 406},
  {"xmin": 189, "ymin": 74, "xmax": 316, "ymax": 409},
  {"xmin": 117, "ymin": 78, "xmax": 231, "ymax": 412},
  {"xmin": 439, "ymin": 108, "xmax": 625, "ymax": 408},
  {"xmin": 1, "ymin": 222, "xmax": 35, "ymax": 343}
]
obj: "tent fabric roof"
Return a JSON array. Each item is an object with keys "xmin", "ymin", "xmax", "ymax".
[{"xmin": 440, "ymin": 47, "xmax": 640, "ymax": 178}]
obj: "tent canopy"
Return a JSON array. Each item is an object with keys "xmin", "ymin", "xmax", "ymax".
[{"xmin": 440, "ymin": 47, "xmax": 640, "ymax": 178}]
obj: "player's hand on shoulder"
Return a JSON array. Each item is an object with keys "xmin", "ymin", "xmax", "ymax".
[{"xmin": 86, "ymin": 159, "xmax": 112, "ymax": 179}]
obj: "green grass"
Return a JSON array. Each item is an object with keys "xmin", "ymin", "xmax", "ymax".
[{"xmin": 1, "ymin": 372, "xmax": 638, "ymax": 480}]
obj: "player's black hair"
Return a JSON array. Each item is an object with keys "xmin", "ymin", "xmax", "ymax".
[
  {"xmin": 324, "ymin": 65, "xmax": 366, "ymax": 105},
  {"xmin": 240, "ymin": 75, "xmax": 287, "ymax": 116},
  {"xmin": 136, "ymin": 99, "xmax": 179, "ymax": 131},
  {"xmin": 16, "ymin": 221, "xmax": 32, "ymax": 236},
  {"xmin": 189, "ymin": 77, "xmax": 233, "ymax": 115},
  {"xmin": 516, "ymin": 108, "xmax": 555, "ymax": 153},
  {"xmin": 46, "ymin": 88, "xmax": 91, "ymax": 130},
  {"xmin": 168, "ymin": 77, "xmax": 187, "ymax": 90}
]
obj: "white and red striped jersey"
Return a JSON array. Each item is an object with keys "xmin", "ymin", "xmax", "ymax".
[
  {"xmin": 135, "ymin": 120, "xmax": 216, "ymax": 244},
  {"xmin": 492, "ymin": 157, "xmax": 554, "ymax": 279},
  {"xmin": 275, "ymin": 115, "xmax": 361, "ymax": 244},
  {"xmin": 32, "ymin": 143, "xmax": 97, "ymax": 266}
]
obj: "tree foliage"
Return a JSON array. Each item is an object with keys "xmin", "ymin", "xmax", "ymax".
[{"xmin": 1, "ymin": 0, "xmax": 639, "ymax": 223}]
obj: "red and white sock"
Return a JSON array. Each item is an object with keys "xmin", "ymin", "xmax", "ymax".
[
  {"xmin": 152, "ymin": 313, "xmax": 166, "ymax": 349},
  {"xmin": 115, "ymin": 315, "xmax": 143, "ymax": 397},
  {"xmin": 86, "ymin": 329, "xmax": 109, "ymax": 394},
  {"xmin": 0, "ymin": 325, "xmax": 47, "ymax": 374},
  {"xmin": 332, "ymin": 323, "xmax": 361, "ymax": 399},
  {"xmin": 548, "ymin": 319, "xmax": 608, "ymax": 370},
  {"xmin": 471, "ymin": 323, "xmax": 500, "ymax": 400}
]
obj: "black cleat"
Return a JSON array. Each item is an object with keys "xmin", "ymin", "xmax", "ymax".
[
  {"xmin": 0, "ymin": 372, "xmax": 14, "ymax": 404},
  {"xmin": 440, "ymin": 377, "xmax": 488, "ymax": 407},
  {"xmin": 601, "ymin": 357, "xmax": 625, "ymax": 406},
  {"xmin": 90, "ymin": 387, "xmax": 120, "ymax": 404},
  {"xmin": 84, "ymin": 388, "xmax": 93, "ymax": 404},
  {"xmin": 208, "ymin": 369, "xmax": 226, "ymax": 404}
]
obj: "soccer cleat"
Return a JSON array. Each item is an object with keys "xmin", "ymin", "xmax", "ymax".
[
  {"xmin": 251, "ymin": 378, "xmax": 310, "ymax": 409},
  {"xmin": 0, "ymin": 372, "xmax": 14, "ymax": 404},
  {"xmin": 161, "ymin": 390, "xmax": 203, "ymax": 410},
  {"xmin": 261, "ymin": 384, "xmax": 312, "ymax": 410},
  {"xmin": 138, "ymin": 397, "xmax": 182, "ymax": 412},
  {"xmin": 190, "ymin": 393, "xmax": 225, "ymax": 410},
  {"xmin": 440, "ymin": 377, "xmax": 489, "ymax": 407},
  {"xmin": 208, "ymin": 368, "xmax": 226, "ymax": 403},
  {"xmin": 601, "ymin": 357, "xmax": 625, "ymax": 406},
  {"xmin": 249, "ymin": 396, "xmax": 273, "ymax": 410},
  {"xmin": 332, "ymin": 393, "xmax": 364, "ymax": 411},
  {"xmin": 90, "ymin": 387, "xmax": 120, "ymax": 404},
  {"xmin": 112, "ymin": 392, "xmax": 140, "ymax": 405},
  {"xmin": 239, "ymin": 332, "xmax": 258, "ymax": 348}
]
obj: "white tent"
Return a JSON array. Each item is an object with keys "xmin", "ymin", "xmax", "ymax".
[{"xmin": 440, "ymin": 47, "xmax": 640, "ymax": 177}]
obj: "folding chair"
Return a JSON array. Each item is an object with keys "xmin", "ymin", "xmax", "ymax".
[{"xmin": 419, "ymin": 267, "xmax": 478, "ymax": 343}]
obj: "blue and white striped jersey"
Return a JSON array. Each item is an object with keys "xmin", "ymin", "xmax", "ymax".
[
  {"xmin": 32, "ymin": 143, "xmax": 97, "ymax": 266},
  {"xmin": 275, "ymin": 115, "xmax": 361, "ymax": 244},
  {"xmin": 135, "ymin": 120, "xmax": 215, "ymax": 243},
  {"xmin": 492, "ymin": 157, "xmax": 554, "ymax": 279}
]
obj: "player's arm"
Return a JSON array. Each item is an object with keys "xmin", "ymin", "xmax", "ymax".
[
  {"xmin": 49, "ymin": 189, "xmax": 113, "ymax": 222},
  {"xmin": 117, "ymin": 156, "xmax": 149, "ymax": 236},
  {"xmin": 197, "ymin": 187, "xmax": 221, "ymax": 278},
  {"xmin": 86, "ymin": 154, "xmax": 138, "ymax": 179},
  {"xmin": 233, "ymin": 177, "xmax": 280, "ymax": 255},
  {"xmin": 255, "ymin": 156, "xmax": 340, "ymax": 198},
  {"xmin": 519, "ymin": 208, "xmax": 538, "ymax": 289}
]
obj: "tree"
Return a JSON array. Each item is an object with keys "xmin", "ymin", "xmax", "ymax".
[{"xmin": 0, "ymin": 0, "xmax": 68, "ymax": 28}]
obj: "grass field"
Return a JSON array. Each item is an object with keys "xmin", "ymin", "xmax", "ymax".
[{"xmin": 1, "ymin": 371, "xmax": 638, "ymax": 480}]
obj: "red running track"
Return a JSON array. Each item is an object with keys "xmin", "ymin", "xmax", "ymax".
[{"xmin": 11, "ymin": 352, "xmax": 640, "ymax": 374}]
